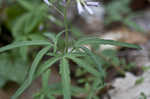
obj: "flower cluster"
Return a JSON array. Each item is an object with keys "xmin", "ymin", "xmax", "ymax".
[{"xmin": 43, "ymin": 0, "xmax": 99, "ymax": 15}]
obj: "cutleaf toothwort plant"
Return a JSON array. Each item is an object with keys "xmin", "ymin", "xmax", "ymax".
[{"xmin": 0, "ymin": 0, "xmax": 141, "ymax": 99}]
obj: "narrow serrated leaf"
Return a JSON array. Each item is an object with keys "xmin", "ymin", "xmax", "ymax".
[
  {"xmin": 67, "ymin": 56, "xmax": 100, "ymax": 77},
  {"xmin": 36, "ymin": 56, "xmax": 61, "ymax": 77},
  {"xmin": 0, "ymin": 41, "xmax": 51, "ymax": 53},
  {"xmin": 44, "ymin": 32, "xmax": 58, "ymax": 53},
  {"xmin": 75, "ymin": 37, "xmax": 141, "ymax": 49},
  {"xmin": 59, "ymin": 58, "xmax": 71, "ymax": 99},
  {"xmin": 80, "ymin": 47, "xmax": 105, "ymax": 78},
  {"xmin": 11, "ymin": 46, "xmax": 51, "ymax": 99}
]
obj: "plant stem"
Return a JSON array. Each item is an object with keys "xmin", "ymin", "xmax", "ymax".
[{"xmin": 64, "ymin": 1, "xmax": 70, "ymax": 53}]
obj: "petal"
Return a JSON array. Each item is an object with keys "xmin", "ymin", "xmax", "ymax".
[
  {"xmin": 86, "ymin": 2, "xmax": 99, "ymax": 6},
  {"xmin": 84, "ymin": 4, "xmax": 94, "ymax": 15},
  {"xmin": 43, "ymin": 0, "xmax": 52, "ymax": 6},
  {"xmin": 77, "ymin": 1, "xmax": 85, "ymax": 14}
]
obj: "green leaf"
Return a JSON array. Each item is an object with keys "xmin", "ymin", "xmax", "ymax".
[
  {"xmin": 44, "ymin": 30, "xmax": 66, "ymax": 53},
  {"xmin": 56, "ymin": 30, "xmax": 66, "ymax": 39},
  {"xmin": 19, "ymin": 46, "xmax": 28, "ymax": 61},
  {"xmin": 139, "ymin": 92, "xmax": 147, "ymax": 99},
  {"xmin": 67, "ymin": 56, "xmax": 100, "ymax": 77},
  {"xmin": 40, "ymin": 95, "xmax": 44, "ymax": 99},
  {"xmin": 44, "ymin": 30, "xmax": 66, "ymax": 43},
  {"xmin": 16, "ymin": 0, "xmax": 34, "ymax": 11},
  {"xmin": 0, "ymin": 75, "xmax": 7, "ymax": 88},
  {"xmin": 0, "ymin": 52, "xmax": 28, "ymax": 84},
  {"xmin": 135, "ymin": 77, "xmax": 144, "ymax": 85},
  {"xmin": 59, "ymin": 58, "xmax": 71, "ymax": 99},
  {"xmin": 44, "ymin": 32, "xmax": 56, "ymax": 43},
  {"xmin": 24, "ymin": 5, "xmax": 47, "ymax": 34},
  {"xmin": 0, "ymin": 41, "xmax": 51, "ymax": 53},
  {"xmin": 12, "ymin": 46, "xmax": 51, "ymax": 99},
  {"xmin": 39, "ymin": 84, "xmax": 86, "ymax": 97},
  {"xmin": 44, "ymin": 32, "xmax": 57, "ymax": 53},
  {"xmin": 39, "ymin": 82, "xmax": 85, "ymax": 98},
  {"xmin": 42, "ymin": 69, "xmax": 51, "ymax": 90},
  {"xmin": 36, "ymin": 56, "xmax": 61, "ymax": 77},
  {"xmin": 48, "ymin": 15, "xmax": 63, "ymax": 27},
  {"xmin": 41, "ymin": 83, "xmax": 62, "ymax": 95},
  {"xmin": 65, "ymin": 51, "xmax": 86, "ymax": 58},
  {"xmin": 12, "ymin": 13, "xmax": 29, "ymax": 38},
  {"xmin": 71, "ymin": 86, "xmax": 87, "ymax": 95},
  {"xmin": 47, "ymin": 94, "xmax": 56, "ymax": 99},
  {"xmin": 12, "ymin": 4, "xmax": 47, "ymax": 37},
  {"xmin": 29, "ymin": 34, "xmax": 47, "ymax": 41},
  {"xmin": 87, "ymin": 78, "xmax": 105, "ymax": 99},
  {"xmin": 75, "ymin": 37, "xmax": 141, "ymax": 49},
  {"xmin": 80, "ymin": 47, "xmax": 105, "ymax": 78}
]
